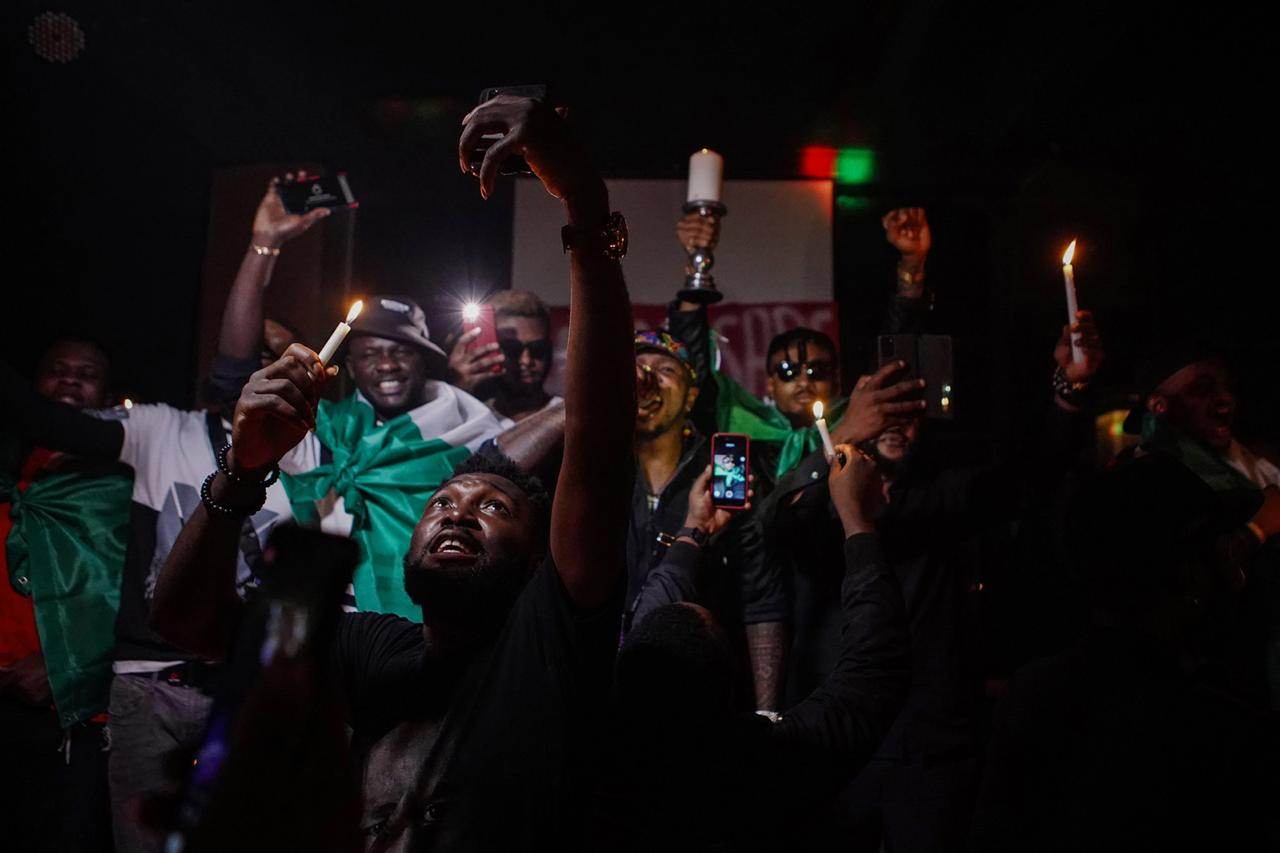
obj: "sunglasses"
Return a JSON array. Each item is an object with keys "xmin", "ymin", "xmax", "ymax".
[
  {"xmin": 772, "ymin": 359, "xmax": 834, "ymax": 383},
  {"xmin": 498, "ymin": 337, "xmax": 554, "ymax": 362}
]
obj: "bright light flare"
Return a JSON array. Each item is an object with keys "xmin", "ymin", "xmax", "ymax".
[
  {"xmin": 1062, "ymin": 239, "xmax": 1077, "ymax": 266},
  {"xmin": 461, "ymin": 302, "xmax": 481, "ymax": 323},
  {"xmin": 345, "ymin": 300, "xmax": 364, "ymax": 324}
]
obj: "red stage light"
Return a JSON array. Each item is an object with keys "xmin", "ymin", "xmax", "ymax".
[{"xmin": 799, "ymin": 146, "xmax": 837, "ymax": 179}]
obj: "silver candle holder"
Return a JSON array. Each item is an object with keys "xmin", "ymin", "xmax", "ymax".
[{"xmin": 678, "ymin": 200, "xmax": 727, "ymax": 305}]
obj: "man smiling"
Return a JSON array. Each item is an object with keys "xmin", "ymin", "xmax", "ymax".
[{"xmin": 279, "ymin": 295, "xmax": 503, "ymax": 618}]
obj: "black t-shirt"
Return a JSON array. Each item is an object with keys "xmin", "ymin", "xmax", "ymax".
[{"xmin": 332, "ymin": 557, "xmax": 621, "ymax": 851}]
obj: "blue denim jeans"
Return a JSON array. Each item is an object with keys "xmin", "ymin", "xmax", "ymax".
[{"xmin": 106, "ymin": 674, "xmax": 213, "ymax": 853}]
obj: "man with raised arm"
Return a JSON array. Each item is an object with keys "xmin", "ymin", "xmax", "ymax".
[
  {"xmin": 0, "ymin": 177, "xmax": 329, "ymax": 853},
  {"xmin": 152, "ymin": 94, "xmax": 634, "ymax": 849}
]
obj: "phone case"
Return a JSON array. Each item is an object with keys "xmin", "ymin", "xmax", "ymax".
[{"xmin": 711, "ymin": 433, "xmax": 751, "ymax": 510}]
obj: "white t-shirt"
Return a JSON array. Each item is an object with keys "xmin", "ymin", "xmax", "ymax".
[{"xmin": 111, "ymin": 403, "xmax": 295, "ymax": 671}]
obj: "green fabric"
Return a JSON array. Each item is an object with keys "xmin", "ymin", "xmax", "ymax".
[
  {"xmin": 280, "ymin": 394, "xmax": 471, "ymax": 619},
  {"xmin": 711, "ymin": 370, "xmax": 848, "ymax": 480},
  {"xmin": 2, "ymin": 466, "xmax": 130, "ymax": 727},
  {"xmin": 1138, "ymin": 413, "xmax": 1256, "ymax": 494}
]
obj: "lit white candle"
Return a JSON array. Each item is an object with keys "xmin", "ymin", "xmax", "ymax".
[
  {"xmin": 1061, "ymin": 240, "xmax": 1083, "ymax": 365},
  {"xmin": 318, "ymin": 300, "xmax": 363, "ymax": 365},
  {"xmin": 812, "ymin": 400, "xmax": 837, "ymax": 462},
  {"xmin": 687, "ymin": 148, "xmax": 724, "ymax": 203}
]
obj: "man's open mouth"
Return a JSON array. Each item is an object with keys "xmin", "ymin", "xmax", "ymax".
[{"xmin": 428, "ymin": 530, "xmax": 480, "ymax": 557}]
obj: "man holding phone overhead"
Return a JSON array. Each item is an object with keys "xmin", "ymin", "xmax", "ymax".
[{"xmin": 154, "ymin": 92, "xmax": 636, "ymax": 850}]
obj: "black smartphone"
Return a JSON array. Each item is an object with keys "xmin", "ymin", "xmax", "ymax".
[
  {"xmin": 877, "ymin": 334, "xmax": 955, "ymax": 420},
  {"xmin": 711, "ymin": 433, "xmax": 751, "ymax": 510},
  {"xmin": 169, "ymin": 525, "xmax": 358, "ymax": 845},
  {"xmin": 468, "ymin": 84, "xmax": 549, "ymax": 177},
  {"xmin": 276, "ymin": 173, "xmax": 358, "ymax": 215}
]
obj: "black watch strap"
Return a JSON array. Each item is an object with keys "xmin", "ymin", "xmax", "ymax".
[
  {"xmin": 561, "ymin": 211, "xmax": 627, "ymax": 260},
  {"xmin": 676, "ymin": 526, "xmax": 709, "ymax": 547}
]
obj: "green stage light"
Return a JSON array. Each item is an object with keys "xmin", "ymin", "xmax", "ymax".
[{"xmin": 835, "ymin": 148, "xmax": 876, "ymax": 185}]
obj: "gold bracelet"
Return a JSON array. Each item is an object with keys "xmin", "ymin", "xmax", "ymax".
[{"xmin": 252, "ymin": 244, "xmax": 280, "ymax": 256}]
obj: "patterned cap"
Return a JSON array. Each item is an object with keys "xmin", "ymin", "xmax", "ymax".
[{"xmin": 634, "ymin": 330, "xmax": 697, "ymax": 382}]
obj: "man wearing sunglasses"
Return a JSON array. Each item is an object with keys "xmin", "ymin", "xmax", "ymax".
[{"xmin": 448, "ymin": 289, "xmax": 563, "ymax": 428}]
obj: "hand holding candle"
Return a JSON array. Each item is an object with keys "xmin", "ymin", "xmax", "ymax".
[
  {"xmin": 1061, "ymin": 240, "xmax": 1083, "ymax": 365},
  {"xmin": 812, "ymin": 400, "xmax": 837, "ymax": 462},
  {"xmin": 318, "ymin": 300, "xmax": 363, "ymax": 365}
]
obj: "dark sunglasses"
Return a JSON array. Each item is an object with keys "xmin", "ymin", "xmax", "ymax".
[
  {"xmin": 772, "ymin": 359, "xmax": 834, "ymax": 383},
  {"xmin": 498, "ymin": 337, "xmax": 554, "ymax": 362}
]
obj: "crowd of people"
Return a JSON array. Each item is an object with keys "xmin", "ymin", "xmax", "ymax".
[{"xmin": 2, "ymin": 95, "xmax": 1277, "ymax": 852}]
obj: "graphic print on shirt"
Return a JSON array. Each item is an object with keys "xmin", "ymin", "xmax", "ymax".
[{"xmin": 144, "ymin": 481, "xmax": 277, "ymax": 603}]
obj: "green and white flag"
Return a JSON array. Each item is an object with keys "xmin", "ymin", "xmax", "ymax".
[{"xmin": 281, "ymin": 382, "xmax": 502, "ymax": 619}]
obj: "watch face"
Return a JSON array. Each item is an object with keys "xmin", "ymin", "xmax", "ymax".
[{"xmin": 607, "ymin": 212, "xmax": 628, "ymax": 260}]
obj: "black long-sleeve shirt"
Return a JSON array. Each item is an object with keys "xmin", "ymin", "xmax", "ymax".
[{"xmin": 597, "ymin": 530, "xmax": 910, "ymax": 849}]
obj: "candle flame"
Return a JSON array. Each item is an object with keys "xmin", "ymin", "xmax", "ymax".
[
  {"xmin": 1062, "ymin": 239, "xmax": 1077, "ymax": 266},
  {"xmin": 345, "ymin": 300, "xmax": 363, "ymax": 324},
  {"xmin": 123, "ymin": 398, "xmax": 133, "ymax": 410},
  {"xmin": 812, "ymin": 400, "xmax": 825, "ymax": 420}
]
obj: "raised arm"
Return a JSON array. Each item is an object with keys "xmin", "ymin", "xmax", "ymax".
[
  {"xmin": 459, "ymin": 97, "xmax": 633, "ymax": 608},
  {"xmin": 207, "ymin": 174, "xmax": 330, "ymax": 404},
  {"xmin": 771, "ymin": 445, "xmax": 909, "ymax": 757},
  {"xmin": 667, "ymin": 212, "xmax": 721, "ymax": 436},
  {"xmin": 152, "ymin": 344, "xmax": 331, "ymax": 657},
  {"xmin": 0, "ymin": 361, "xmax": 123, "ymax": 459}
]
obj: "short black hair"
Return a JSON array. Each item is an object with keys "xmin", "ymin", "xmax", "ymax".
[
  {"xmin": 446, "ymin": 450, "xmax": 552, "ymax": 526},
  {"xmin": 766, "ymin": 327, "xmax": 836, "ymax": 365}
]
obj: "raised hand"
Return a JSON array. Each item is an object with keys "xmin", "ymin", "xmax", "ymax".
[
  {"xmin": 827, "ymin": 444, "xmax": 885, "ymax": 537},
  {"xmin": 447, "ymin": 327, "xmax": 505, "ymax": 393},
  {"xmin": 830, "ymin": 361, "xmax": 928, "ymax": 446},
  {"xmin": 252, "ymin": 172, "xmax": 332, "ymax": 248},
  {"xmin": 458, "ymin": 96, "xmax": 599, "ymax": 204},
  {"xmin": 1054, "ymin": 310, "xmax": 1105, "ymax": 384},
  {"xmin": 682, "ymin": 465, "xmax": 754, "ymax": 539},
  {"xmin": 882, "ymin": 207, "xmax": 931, "ymax": 260},
  {"xmin": 676, "ymin": 210, "xmax": 721, "ymax": 253},
  {"xmin": 231, "ymin": 343, "xmax": 335, "ymax": 473}
]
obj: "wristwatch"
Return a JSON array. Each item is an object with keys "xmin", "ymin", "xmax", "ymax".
[
  {"xmin": 561, "ymin": 211, "xmax": 628, "ymax": 260},
  {"xmin": 675, "ymin": 526, "xmax": 709, "ymax": 547}
]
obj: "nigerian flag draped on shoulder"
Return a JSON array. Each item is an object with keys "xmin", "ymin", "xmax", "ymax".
[{"xmin": 280, "ymin": 382, "xmax": 502, "ymax": 619}]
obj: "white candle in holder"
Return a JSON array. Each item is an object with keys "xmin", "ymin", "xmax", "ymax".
[{"xmin": 687, "ymin": 148, "xmax": 724, "ymax": 203}]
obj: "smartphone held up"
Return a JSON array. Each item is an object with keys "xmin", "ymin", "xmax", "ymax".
[
  {"xmin": 466, "ymin": 84, "xmax": 549, "ymax": 179},
  {"xmin": 711, "ymin": 433, "xmax": 750, "ymax": 510},
  {"xmin": 275, "ymin": 172, "xmax": 358, "ymax": 215}
]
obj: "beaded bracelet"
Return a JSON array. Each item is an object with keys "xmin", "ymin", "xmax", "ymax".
[
  {"xmin": 1051, "ymin": 365, "xmax": 1091, "ymax": 407},
  {"xmin": 200, "ymin": 470, "xmax": 266, "ymax": 518},
  {"xmin": 215, "ymin": 443, "xmax": 279, "ymax": 488}
]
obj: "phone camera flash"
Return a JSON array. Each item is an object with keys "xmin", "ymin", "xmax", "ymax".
[{"xmin": 462, "ymin": 303, "xmax": 481, "ymax": 323}]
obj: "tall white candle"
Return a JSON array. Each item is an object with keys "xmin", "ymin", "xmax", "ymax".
[
  {"xmin": 318, "ymin": 300, "xmax": 363, "ymax": 365},
  {"xmin": 812, "ymin": 401, "xmax": 837, "ymax": 462},
  {"xmin": 687, "ymin": 148, "xmax": 724, "ymax": 203},
  {"xmin": 1061, "ymin": 240, "xmax": 1083, "ymax": 365}
]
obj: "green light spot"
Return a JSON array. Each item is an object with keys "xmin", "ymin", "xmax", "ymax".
[
  {"xmin": 835, "ymin": 147, "xmax": 876, "ymax": 184},
  {"xmin": 836, "ymin": 194, "xmax": 871, "ymax": 211}
]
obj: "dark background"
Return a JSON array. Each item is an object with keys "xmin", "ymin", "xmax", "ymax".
[{"xmin": 5, "ymin": 1, "xmax": 1274, "ymax": 449}]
